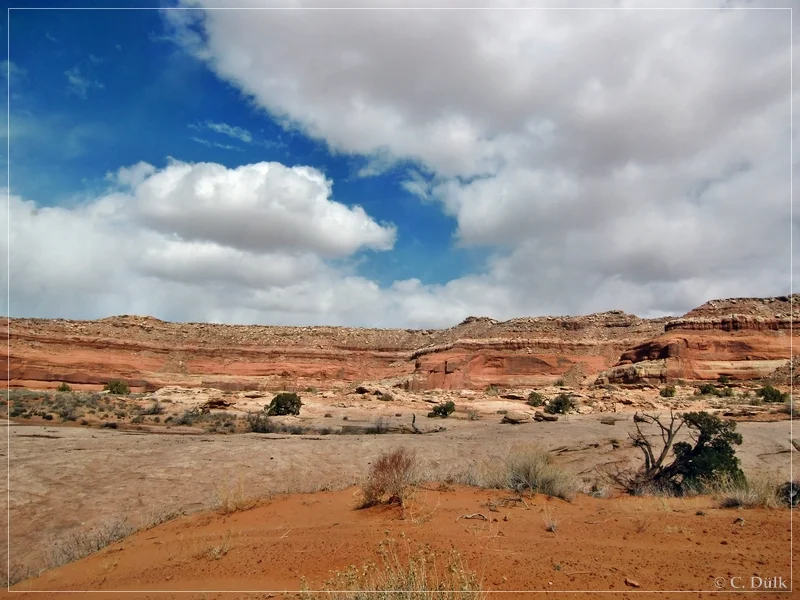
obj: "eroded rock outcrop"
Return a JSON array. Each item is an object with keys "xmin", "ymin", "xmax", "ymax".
[
  {"xmin": 597, "ymin": 295, "xmax": 798, "ymax": 384},
  {"xmin": 4, "ymin": 294, "xmax": 795, "ymax": 391}
]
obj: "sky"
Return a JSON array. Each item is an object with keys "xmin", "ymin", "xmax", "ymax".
[{"xmin": 2, "ymin": 0, "xmax": 797, "ymax": 328}]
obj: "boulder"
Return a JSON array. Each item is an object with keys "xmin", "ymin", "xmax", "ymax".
[{"xmin": 501, "ymin": 411, "xmax": 532, "ymax": 424}]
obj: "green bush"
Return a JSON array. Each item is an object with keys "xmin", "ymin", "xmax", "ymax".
[
  {"xmin": 756, "ymin": 384, "xmax": 789, "ymax": 404},
  {"xmin": 526, "ymin": 391, "xmax": 545, "ymax": 407},
  {"xmin": 697, "ymin": 383, "xmax": 719, "ymax": 396},
  {"xmin": 56, "ymin": 382, "xmax": 72, "ymax": 392},
  {"xmin": 42, "ymin": 414, "xmax": 53, "ymax": 421},
  {"xmin": 660, "ymin": 386, "xmax": 676, "ymax": 398},
  {"xmin": 266, "ymin": 392, "xmax": 302, "ymax": 416},
  {"xmin": 427, "ymin": 401, "xmax": 455, "ymax": 418},
  {"xmin": 104, "ymin": 380, "xmax": 130, "ymax": 395},
  {"xmin": 717, "ymin": 374, "xmax": 731, "ymax": 385},
  {"xmin": 554, "ymin": 379, "xmax": 566, "ymax": 387},
  {"xmin": 544, "ymin": 393, "xmax": 575, "ymax": 415}
]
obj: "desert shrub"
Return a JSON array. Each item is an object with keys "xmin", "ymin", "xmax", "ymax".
[
  {"xmin": 626, "ymin": 411, "xmax": 744, "ymax": 496},
  {"xmin": 141, "ymin": 401, "xmax": 164, "ymax": 415},
  {"xmin": 104, "ymin": 380, "xmax": 130, "ymax": 395},
  {"xmin": 101, "ymin": 422, "xmax": 117, "ymax": 429},
  {"xmin": 59, "ymin": 406, "xmax": 78, "ymax": 422},
  {"xmin": 485, "ymin": 384, "xmax": 500, "ymax": 396},
  {"xmin": 131, "ymin": 415, "xmax": 144, "ymax": 424},
  {"xmin": 42, "ymin": 414, "xmax": 53, "ymax": 421},
  {"xmin": 79, "ymin": 419, "xmax": 89, "ymax": 426},
  {"xmin": 427, "ymin": 401, "xmax": 455, "ymax": 418},
  {"xmin": 153, "ymin": 416, "xmax": 161, "ymax": 423},
  {"xmin": 467, "ymin": 409, "xmax": 480, "ymax": 421},
  {"xmin": 697, "ymin": 383, "xmax": 719, "ymax": 396},
  {"xmin": 485, "ymin": 445, "xmax": 579, "ymax": 501},
  {"xmin": 174, "ymin": 408, "xmax": 201, "ymax": 426},
  {"xmin": 554, "ymin": 378, "xmax": 565, "ymax": 387},
  {"xmin": 267, "ymin": 392, "xmax": 302, "ymax": 416},
  {"xmin": 660, "ymin": 386, "xmax": 676, "ymax": 398},
  {"xmin": 526, "ymin": 391, "xmax": 545, "ymax": 406},
  {"xmin": 545, "ymin": 393, "xmax": 575, "ymax": 415},
  {"xmin": 245, "ymin": 411, "xmax": 276, "ymax": 433},
  {"xmin": 56, "ymin": 382, "xmax": 72, "ymax": 392},
  {"xmin": 359, "ymin": 448, "xmax": 418, "ymax": 507},
  {"xmin": 757, "ymin": 384, "xmax": 789, "ymax": 404},
  {"xmin": 378, "ymin": 392, "xmax": 394, "ymax": 402},
  {"xmin": 718, "ymin": 374, "xmax": 731, "ymax": 385}
]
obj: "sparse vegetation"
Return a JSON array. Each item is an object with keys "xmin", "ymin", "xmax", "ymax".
[
  {"xmin": 267, "ymin": 392, "xmax": 302, "ymax": 416},
  {"xmin": 359, "ymin": 448, "xmax": 418, "ymax": 508},
  {"xmin": 707, "ymin": 473, "xmax": 781, "ymax": 509},
  {"xmin": 485, "ymin": 384, "xmax": 500, "ymax": 396},
  {"xmin": 307, "ymin": 540, "xmax": 484, "ymax": 599},
  {"xmin": 543, "ymin": 506, "xmax": 559, "ymax": 533},
  {"xmin": 625, "ymin": 411, "xmax": 744, "ymax": 496},
  {"xmin": 104, "ymin": 380, "xmax": 130, "ymax": 395},
  {"xmin": 46, "ymin": 518, "xmax": 135, "ymax": 569},
  {"xmin": 756, "ymin": 384, "xmax": 790, "ymax": 404},
  {"xmin": 484, "ymin": 445, "xmax": 579, "ymax": 501},
  {"xmin": 526, "ymin": 391, "xmax": 545, "ymax": 406},
  {"xmin": 554, "ymin": 379, "xmax": 565, "ymax": 387},
  {"xmin": 56, "ymin": 382, "xmax": 72, "ymax": 392},
  {"xmin": 427, "ymin": 400, "xmax": 455, "ymax": 418},
  {"xmin": 660, "ymin": 385, "xmax": 676, "ymax": 398},
  {"xmin": 544, "ymin": 393, "xmax": 575, "ymax": 415},
  {"xmin": 213, "ymin": 478, "xmax": 259, "ymax": 514}
]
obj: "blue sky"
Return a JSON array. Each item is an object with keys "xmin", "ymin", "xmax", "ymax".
[
  {"xmin": 5, "ymin": 4, "xmax": 482, "ymax": 291},
  {"xmin": 2, "ymin": 2, "xmax": 796, "ymax": 327}
]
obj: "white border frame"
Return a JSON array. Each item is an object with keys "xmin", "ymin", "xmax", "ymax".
[{"xmin": 4, "ymin": 3, "xmax": 794, "ymax": 595}]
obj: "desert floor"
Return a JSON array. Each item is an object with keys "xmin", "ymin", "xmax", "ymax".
[{"xmin": 3, "ymin": 405, "xmax": 796, "ymax": 598}]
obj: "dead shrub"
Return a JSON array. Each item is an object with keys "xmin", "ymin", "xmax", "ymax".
[
  {"xmin": 213, "ymin": 477, "xmax": 259, "ymax": 514},
  {"xmin": 359, "ymin": 448, "xmax": 418, "ymax": 508}
]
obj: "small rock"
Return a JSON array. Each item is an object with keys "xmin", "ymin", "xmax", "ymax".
[
  {"xmin": 600, "ymin": 416, "xmax": 616, "ymax": 425},
  {"xmin": 625, "ymin": 578, "xmax": 641, "ymax": 588},
  {"xmin": 534, "ymin": 411, "xmax": 559, "ymax": 422}
]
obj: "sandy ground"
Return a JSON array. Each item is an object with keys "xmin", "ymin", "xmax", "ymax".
[
  {"xmin": 2, "ymin": 413, "xmax": 794, "ymax": 580},
  {"xmin": 9, "ymin": 486, "xmax": 795, "ymax": 599}
]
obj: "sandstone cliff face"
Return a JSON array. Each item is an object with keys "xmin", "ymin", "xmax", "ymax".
[
  {"xmin": 597, "ymin": 295, "xmax": 797, "ymax": 384},
  {"xmin": 4, "ymin": 294, "xmax": 795, "ymax": 391}
]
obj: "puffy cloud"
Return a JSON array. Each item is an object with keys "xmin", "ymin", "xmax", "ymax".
[
  {"xmin": 3, "ymin": 160, "xmax": 411, "ymax": 326},
  {"xmin": 161, "ymin": 0, "xmax": 795, "ymax": 322},
  {"xmin": 9, "ymin": 1, "xmax": 796, "ymax": 328},
  {"xmin": 128, "ymin": 159, "xmax": 396, "ymax": 256}
]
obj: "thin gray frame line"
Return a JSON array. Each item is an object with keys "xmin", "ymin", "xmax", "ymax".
[
  {"xmin": 4, "ymin": 3, "xmax": 795, "ymax": 596},
  {"xmin": 5, "ymin": 6, "xmax": 796, "ymax": 10}
]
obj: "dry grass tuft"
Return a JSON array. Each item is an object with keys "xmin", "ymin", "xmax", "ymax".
[
  {"xmin": 708, "ymin": 473, "xmax": 782, "ymax": 509},
  {"xmin": 213, "ymin": 477, "xmax": 260, "ymax": 514},
  {"xmin": 359, "ymin": 448, "xmax": 419, "ymax": 508},
  {"xmin": 483, "ymin": 445, "xmax": 580, "ymax": 501},
  {"xmin": 542, "ymin": 506, "xmax": 559, "ymax": 533},
  {"xmin": 46, "ymin": 519, "xmax": 136, "ymax": 569},
  {"xmin": 304, "ymin": 538, "xmax": 485, "ymax": 599}
]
